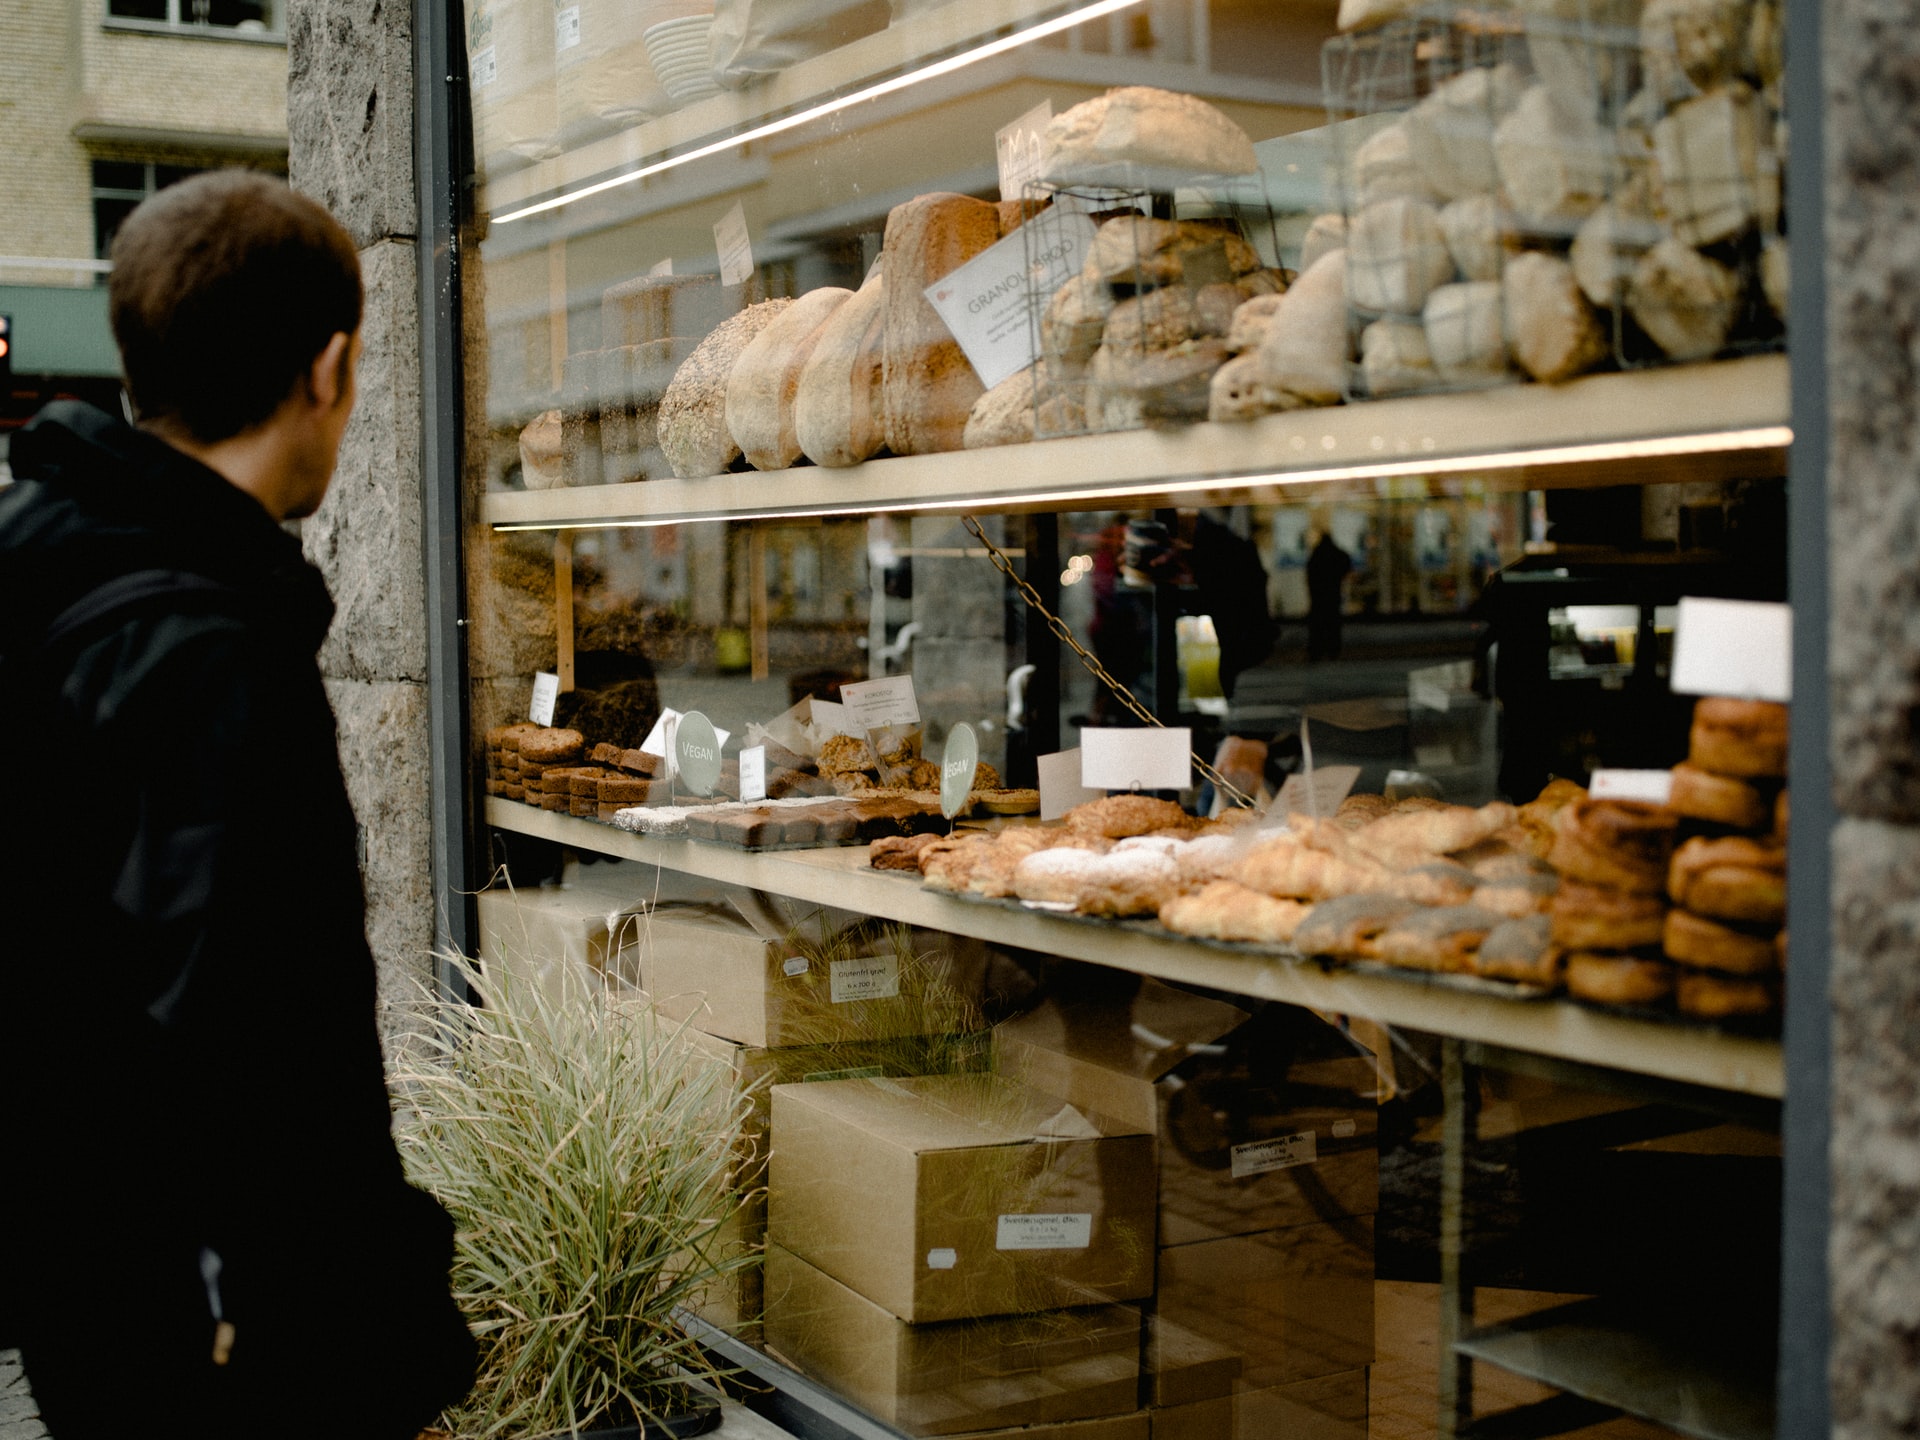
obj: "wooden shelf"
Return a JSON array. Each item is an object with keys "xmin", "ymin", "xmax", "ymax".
[
  {"xmin": 487, "ymin": 800, "xmax": 1785, "ymax": 1099},
  {"xmin": 482, "ymin": 356, "xmax": 1790, "ymax": 530}
]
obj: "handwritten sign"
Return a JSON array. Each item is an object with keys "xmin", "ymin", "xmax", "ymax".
[
  {"xmin": 840, "ymin": 675, "xmax": 920, "ymax": 730},
  {"xmin": 739, "ymin": 744, "xmax": 767, "ymax": 803},
  {"xmin": 940, "ymin": 724, "xmax": 980, "ymax": 819},
  {"xmin": 995, "ymin": 100, "xmax": 1053, "ymax": 202}
]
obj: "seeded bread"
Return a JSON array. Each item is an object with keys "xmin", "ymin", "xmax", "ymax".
[{"xmin": 658, "ymin": 299, "xmax": 794, "ymax": 478}]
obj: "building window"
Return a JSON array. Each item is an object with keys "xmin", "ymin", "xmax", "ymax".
[
  {"xmin": 92, "ymin": 161, "xmax": 208, "ymax": 262},
  {"xmin": 105, "ymin": 0, "xmax": 278, "ymax": 34}
]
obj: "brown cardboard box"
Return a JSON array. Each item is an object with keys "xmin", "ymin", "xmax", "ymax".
[
  {"xmin": 642, "ymin": 902, "xmax": 986, "ymax": 1048},
  {"xmin": 1147, "ymin": 1396, "xmax": 1230, "ymax": 1440},
  {"xmin": 1144, "ymin": 1317, "xmax": 1240, "ymax": 1408},
  {"xmin": 769, "ymin": 1074, "xmax": 1157, "ymax": 1323},
  {"xmin": 1149, "ymin": 1371, "xmax": 1367, "ymax": 1440},
  {"xmin": 948, "ymin": 1416, "xmax": 1151, "ymax": 1440},
  {"xmin": 764, "ymin": 1244, "xmax": 1142, "ymax": 1438},
  {"xmin": 475, "ymin": 872, "xmax": 649, "ymax": 1001},
  {"xmin": 1154, "ymin": 1224, "xmax": 1375, "ymax": 1387}
]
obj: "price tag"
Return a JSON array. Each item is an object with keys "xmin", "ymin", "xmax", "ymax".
[
  {"xmin": 830, "ymin": 954, "xmax": 900, "ymax": 1004},
  {"xmin": 1274, "ymin": 765, "xmax": 1362, "ymax": 819},
  {"xmin": 641, "ymin": 708, "xmax": 732, "ymax": 767},
  {"xmin": 939, "ymin": 724, "xmax": 979, "ymax": 819},
  {"xmin": 995, "ymin": 99, "xmax": 1053, "ymax": 202},
  {"xmin": 1081, "ymin": 727, "xmax": 1192, "ymax": 792},
  {"xmin": 995, "ymin": 1213, "xmax": 1092, "ymax": 1251},
  {"xmin": 1589, "ymin": 768, "xmax": 1675, "ymax": 805},
  {"xmin": 925, "ymin": 214, "xmax": 1097, "ymax": 391},
  {"xmin": 1670, "ymin": 597, "xmax": 1792, "ymax": 702},
  {"xmin": 926, "ymin": 1248, "xmax": 959, "ymax": 1270},
  {"xmin": 647, "ymin": 257, "xmax": 674, "ymax": 277},
  {"xmin": 740, "ymin": 744, "xmax": 768, "ymax": 803},
  {"xmin": 714, "ymin": 201, "xmax": 754, "ymax": 287},
  {"xmin": 672, "ymin": 711, "xmax": 723, "ymax": 796},
  {"xmin": 1037, "ymin": 748, "xmax": 1103, "ymax": 820},
  {"xmin": 1230, "ymin": 1131, "xmax": 1318, "ymax": 1179},
  {"xmin": 781, "ymin": 956, "xmax": 809, "ymax": 978},
  {"xmin": 554, "ymin": 5, "xmax": 581, "ymax": 52},
  {"xmin": 840, "ymin": 675, "xmax": 920, "ymax": 729},
  {"xmin": 470, "ymin": 45, "xmax": 497, "ymax": 88},
  {"xmin": 529, "ymin": 671, "xmax": 560, "ymax": 726}
]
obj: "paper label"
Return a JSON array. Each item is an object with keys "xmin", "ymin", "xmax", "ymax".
[
  {"xmin": 925, "ymin": 214, "xmax": 1097, "ymax": 391},
  {"xmin": 1273, "ymin": 764, "xmax": 1362, "ymax": 820},
  {"xmin": 781, "ymin": 956, "xmax": 809, "ymax": 978},
  {"xmin": 554, "ymin": 5, "xmax": 580, "ymax": 51},
  {"xmin": 807, "ymin": 698, "xmax": 851, "ymax": 738},
  {"xmin": 714, "ymin": 201, "xmax": 754, "ymax": 288},
  {"xmin": 1589, "ymin": 768, "xmax": 1676, "ymax": 805},
  {"xmin": 805, "ymin": 1064, "xmax": 885, "ymax": 1083},
  {"xmin": 740, "ymin": 745, "xmax": 768, "ymax": 803},
  {"xmin": 529, "ymin": 671, "xmax": 560, "ymax": 726},
  {"xmin": 996, "ymin": 1213, "xmax": 1092, "ymax": 1251},
  {"xmin": 647, "ymin": 257, "xmax": 673, "ymax": 278},
  {"xmin": 840, "ymin": 675, "xmax": 920, "ymax": 729},
  {"xmin": 1038, "ymin": 748, "xmax": 1104, "ymax": 820},
  {"xmin": 1670, "ymin": 596, "xmax": 1792, "ymax": 702},
  {"xmin": 1230, "ymin": 1130, "xmax": 1318, "ymax": 1179},
  {"xmin": 830, "ymin": 954, "xmax": 900, "ymax": 1004},
  {"xmin": 1331, "ymin": 1119, "xmax": 1358, "ymax": 1139},
  {"xmin": 926, "ymin": 1248, "xmax": 959, "ymax": 1270},
  {"xmin": 470, "ymin": 45, "xmax": 497, "ymax": 88},
  {"xmin": 995, "ymin": 99, "xmax": 1053, "ymax": 202},
  {"xmin": 1081, "ymin": 727, "xmax": 1192, "ymax": 792}
]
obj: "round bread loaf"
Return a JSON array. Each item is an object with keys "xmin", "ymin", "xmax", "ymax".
[
  {"xmin": 1549, "ymin": 879, "xmax": 1667, "ymax": 948},
  {"xmin": 658, "ymin": 299, "xmax": 794, "ymax": 478},
  {"xmin": 1547, "ymin": 799, "xmax": 1678, "ymax": 893},
  {"xmin": 1668, "ymin": 762, "xmax": 1769, "ymax": 829},
  {"xmin": 1564, "ymin": 951, "xmax": 1675, "ymax": 1005},
  {"xmin": 519, "ymin": 727, "xmax": 586, "ymax": 765},
  {"xmin": 1042, "ymin": 86, "xmax": 1258, "ymax": 185},
  {"xmin": 1663, "ymin": 907, "xmax": 1780, "ymax": 974},
  {"xmin": 1689, "ymin": 697, "xmax": 1789, "ymax": 778},
  {"xmin": 1676, "ymin": 969, "xmax": 1779, "ymax": 1020}
]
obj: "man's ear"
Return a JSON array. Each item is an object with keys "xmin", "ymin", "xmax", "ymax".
[{"xmin": 307, "ymin": 331, "xmax": 354, "ymax": 411}]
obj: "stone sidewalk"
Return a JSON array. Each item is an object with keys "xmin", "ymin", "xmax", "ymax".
[{"xmin": 0, "ymin": 1352, "xmax": 47, "ymax": 1440}]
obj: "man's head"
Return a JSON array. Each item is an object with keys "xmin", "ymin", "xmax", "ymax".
[{"xmin": 109, "ymin": 170, "xmax": 362, "ymax": 446}]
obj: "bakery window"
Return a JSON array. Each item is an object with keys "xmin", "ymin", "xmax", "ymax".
[{"xmin": 443, "ymin": 1, "xmax": 1794, "ymax": 1436}]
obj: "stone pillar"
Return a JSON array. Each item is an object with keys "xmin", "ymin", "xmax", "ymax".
[
  {"xmin": 286, "ymin": 0, "xmax": 434, "ymax": 1012},
  {"xmin": 1825, "ymin": 1, "xmax": 1920, "ymax": 1434}
]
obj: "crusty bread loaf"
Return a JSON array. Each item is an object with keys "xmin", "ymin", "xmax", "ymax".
[
  {"xmin": 657, "ymin": 300, "xmax": 794, "ymax": 478},
  {"xmin": 965, "ymin": 364, "xmax": 1047, "ymax": 449},
  {"xmin": 726, "ymin": 286, "xmax": 851, "ymax": 471},
  {"xmin": 1348, "ymin": 197, "xmax": 1456, "ymax": 316},
  {"xmin": 1424, "ymin": 281, "xmax": 1509, "ymax": 383},
  {"xmin": 1042, "ymin": 85, "xmax": 1257, "ymax": 185},
  {"xmin": 1043, "ymin": 272, "xmax": 1115, "ymax": 373},
  {"xmin": 1083, "ymin": 216, "xmax": 1259, "ymax": 288},
  {"xmin": 1503, "ymin": 251, "xmax": 1608, "ymax": 384},
  {"xmin": 881, "ymin": 193, "xmax": 1001, "ymax": 456},
  {"xmin": 1403, "ymin": 63, "xmax": 1525, "ymax": 201},
  {"xmin": 794, "ymin": 262, "xmax": 889, "ymax": 469},
  {"xmin": 1361, "ymin": 317, "xmax": 1436, "ymax": 397},
  {"xmin": 1627, "ymin": 238, "xmax": 1740, "ymax": 361},
  {"xmin": 1253, "ymin": 248, "xmax": 1350, "ymax": 406}
]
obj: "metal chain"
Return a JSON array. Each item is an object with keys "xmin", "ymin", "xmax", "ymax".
[{"xmin": 961, "ymin": 514, "xmax": 1255, "ymax": 809}]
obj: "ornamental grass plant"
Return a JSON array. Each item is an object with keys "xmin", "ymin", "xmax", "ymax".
[{"xmin": 390, "ymin": 948, "xmax": 755, "ymax": 1439}]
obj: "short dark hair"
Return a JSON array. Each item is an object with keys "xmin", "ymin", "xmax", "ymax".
[{"xmin": 109, "ymin": 170, "xmax": 362, "ymax": 443}]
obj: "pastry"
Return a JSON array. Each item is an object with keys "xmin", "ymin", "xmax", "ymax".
[
  {"xmin": 1074, "ymin": 850, "xmax": 1183, "ymax": 918},
  {"xmin": 658, "ymin": 299, "xmax": 795, "ymax": 478},
  {"xmin": 1170, "ymin": 832, "xmax": 1246, "ymax": 885},
  {"xmin": 1334, "ymin": 793, "xmax": 1396, "ymax": 828},
  {"xmin": 1663, "ymin": 908, "xmax": 1781, "ymax": 974},
  {"xmin": 1549, "ymin": 880, "xmax": 1668, "ymax": 949},
  {"xmin": 1232, "ymin": 835, "xmax": 1389, "ymax": 901},
  {"xmin": 1689, "ymin": 698, "xmax": 1789, "ymax": 778},
  {"xmin": 1160, "ymin": 881, "xmax": 1310, "ymax": 945},
  {"xmin": 1063, "ymin": 794, "xmax": 1194, "ymax": 839},
  {"xmin": 1668, "ymin": 835, "xmax": 1787, "ymax": 923},
  {"xmin": 1373, "ymin": 904, "xmax": 1504, "ymax": 972},
  {"xmin": 1676, "ymin": 969, "xmax": 1779, "ymax": 1020},
  {"xmin": 1390, "ymin": 861, "xmax": 1481, "ymax": 907},
  {"xmin": 726, "ymin": 286, "xmax": 852, "ymax": 471},
  {"xmin": 1547, "ymin": 799, "xmax": 1679, "ymax": 893},
  {"xmin": 870, "ymin": 834, "xmax": 941, "ymax": 871},
  {"xmin": 1082, "ymin": 217, "xmax": 1259, "ymax": 291},
  {"xmin": 881, "ymin": 192, "xmax": 1001, "ymax": 456},
  {"xmin": 1668, "ymin": 763, "xmax": 1770, "ymax": 830},
  {"xmin": 1472, "ymin": 915, "xmax": 1563, "ymax": 986},
  {"xmin": 816, "ymin": 733, "xmax": 876, "ymax": 777},
  {"xmin": 1012, "ymin": 846, "xmax": 1103, "ymax": 903},
  {"xmin": 598, "ymin": 775, "xmax": 662, "ymax": 806},
  {"xmin": 1346, "ymin": 801, "xmax": 1519, "ymax": 865},
  {"xmin": 1473, "ymin": 871, "xmax": 1559, "ymax": 917},
  {"xmin": 1564, "ymin": 951, "xmax": 1675, "ymax": 1005},
  {"xmin": 1292, "ymin": 893, "xmax": 1420, "ymax": 960},
  {"xmin": 795, "ymin": 260, "xmax": 889, "ymax": 468},
  {"xmin": 1042, "ymin": 86, "xmax": 1258, "ymax": 184}
]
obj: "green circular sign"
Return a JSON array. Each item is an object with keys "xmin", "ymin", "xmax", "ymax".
[
  {"xmin": 939, "ymin": 723, "xmax": 980, "ymax": 819},
  {"xmin": 673, "ymin": 711, "xmax": 723, "ymax": 796}
]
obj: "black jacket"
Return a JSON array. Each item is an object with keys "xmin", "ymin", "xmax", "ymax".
[{"xmin": 0, "ymin": 403, "xmax": 473, "ymax": 1439}]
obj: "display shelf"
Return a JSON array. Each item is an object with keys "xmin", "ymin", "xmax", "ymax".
[
  {"xmin": 486, "ymin": 799, "xmax": 1785, "ymax": 1098},
  {"xmin": 1455, "ymin": 1297, "xmax": 1776, "ymax": 1440},
  {"xmin": 483, "ymin": 356, "xmax": 1791, "ymax": 531}
]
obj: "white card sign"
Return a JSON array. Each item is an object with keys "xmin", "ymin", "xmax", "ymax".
[
  {"xmin": 924, "ymin": 214, "xmax": 1097, "ymax": 391},
  {"xmin": 529, "ymin": 671, "xmax": 560, "ymax": 727},
  {"xmin": 807, "ymin": 697, "xmax": 852, "ymax": 738},
  {"xmin": 1081, "ymin": 727, "xmax": 1192, "ymax": 792},
  {"xmin": 995, "ymin": 99, "xmax": 1053, "ymax": 202},
  {"xmin": 714, "ymin": 201, "xmax": 754, "ymax": 287},
  {"xmin": 673, "ymin": 711, "xmax": 723, "ymax": 796},
  {"xmin": 1670, "ymin": 596, "xmax": 1791, "ymax": 702},
  {"xmin": 840, "ymin": 675, "xmax": 920, "ymax": 729},
  {"xmin": 739, "ymin": 745, "xmax": 768, "ymax": 803},
  {"xmin": 470, "ymin": 45, "xmax": 497, "ymax": 88},
  {"xmin": 1589, "ymin": 768, "xmax": 1675, "ymax": 805},
  {"xmin": 1038, "ymin": 748, "xmax": 1103, "ymax": 820},
  {"xmin": 1274, "ymin": 765, "xmax": 1363, "ymax": 820}
]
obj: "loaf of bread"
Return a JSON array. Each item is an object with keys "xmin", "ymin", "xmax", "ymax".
[
  {"xmin": 1424, "ymin": 281, "xmax": 1510, "ymax": 383},
  {"xmin": 519, "ymin": 410, "xmax": 565, "ymax": 490},
  {"xmin": 658, "ymin": 299, "xmax": 794, "ymax": 477},
  {"xmin": 1521, "ymin": 0, "xmax": 1639, "ymax": 124},
  {"xmin": 1226, "ymin": 293, "xmax": 1285, "ymax": 353},
  {"xmin": 1043, "ymin": 272, "xmax": 1115, "ymax": 373},
  {"xmin": 1654, "ymin": 85, "xmax": 1780, "ymax": 247},
  {"xmin": 1348, "ymin": 198, "xmax": 1456, "ymax": 316},
  {"xmin": 1361, "ymin": 317, "xmax": 1437, "ymax": 398},
  {"xmin": 1042, "ymin": 86, "xmax": 1258, "ymax": 185},
  {"xmin": 1300, "ymin": 213, "xmax": 1349, "ymax": 271},
  {"xmin": 1570, "ymin": 190, "xmax": 1664, "ymax": 308},
  {"xmin": 1404, "ymin": 63, "xmax": 1525, "ymax": 201},
  {"xmin": 794, "ymin": 261, "xmax": 889, "ymax": 468},
  {"xmin": 1504, "ymin": 252, "xmax": 1608, "ymax": 384},
  {"xmin": 1083, "ymin": 216, "xmax": 1260, "ymax": 288},
  {"xmin": 1351, "ymin": 122, "xmax": 1433, "ymax": 207},
  {"xmin": 726, "ymin": 286, "xmax": 852, "ymax": 471},
  {"xmin": 1208, "ymin": 354, "xmax": 1272, "ymax": 421},
  {"xmin": 1439, "ymin": 194, "xmax": 1509, "ymax": 285},
  {"xmin": 1253, "ymin": 249, "xmax": 1351, "ymax": 406},
  {"xmin": 1627, "ymin": 238, "xmax": 1741, "ymax": 361},
  {"xmin": 1642, "ymin": 0, "xmax": 1750, "ymax": 97},
  {"xmin": 964, "ymin": 362, "xmax": 1087, "ymax": 449},
  {"xmin": 881, "ymin": 193, "xmax": 1001, "ymax": 456},
  {"xmin": 1494, "ymin": 85, "xmax": 1613, "ymax": 231}
]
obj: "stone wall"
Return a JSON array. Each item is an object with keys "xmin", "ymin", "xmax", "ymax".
[{"xmin": 286, "ymin": 0, "xmax": 435, "ymax": 1011}]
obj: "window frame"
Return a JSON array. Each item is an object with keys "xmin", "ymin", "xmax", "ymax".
[{"xmin": 102, "ymin": 0, "xmax": 285, "ymax": 43}]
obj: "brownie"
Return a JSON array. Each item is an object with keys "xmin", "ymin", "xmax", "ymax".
[
  {"xmin": 684, "ymin": 811, "xmax": 725, "ymax": 841},
  {"xmin": 589, "ymin": 742, "xmax": 624, "ymax": 765},
  {"xmin": 599, "ymin": 776, "xmax": 658, "ymax": 805},
  {"xmin": 813, "ymin": 808, "xmax": 859, "ymax": 845},
  {"xmin": 615, "ymin": 748, "xmax": 664, "ymax": 778},
  {"xmin": 519, "ymin": 761, "xmax": 548, "ymax": 783},
  {"xmin": 568, "ymin": 769, "xmax": 608, "ymax": 797},
  {"xmin": 504, "ymin": 784, "xmax": 526, "ymax": 801},
  {"xmin": 570, "ymin": 795, "xmax": 597, "ymax": 819},
  {"xmin": 488, "ymin": 722, "xmax": 542, "ymax": 751},
  {"xmin": 768, "ymin": 768, "xmax": 835, "ymax": 799},
  {"xmin": 712, "ymin": 811, "xmax": 774, "ymax": 847},
  {"xmin": 776, "ymin": 814, "xmax": 820, "ymax": 846}
]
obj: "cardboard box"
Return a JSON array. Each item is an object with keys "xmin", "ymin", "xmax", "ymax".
[
  {"xmin": 948, "ymin": 1416, "xmax": 1150, "ymax": 1440},
  {"xmin": 641, "ymin": 902, "xmax": 987, "ymax": 1048},
  {"xmin": 476, "ymin": 871, "xmax": 650, "ymax": 1002},
  {"xmin": 1147, "ymin": 1396, "xmax": 1230, "ymax": 1440},
  {"xmin": 1149, "ymin": 1372, "xmax": 1367, "ymax": 1440},
  {"xmin": 769, "ymin": 1074, "xmax": 1157, "ymax": 1323},
  {"xmin": 764, "ymin": 1244, "xmax": 1142, "ymax": 1438},
  {"xmin": 1154, "ymin": 1224, "xmax": 1375, "ymax": 1387},
  {"xmin": 1144, "ymin": 1317, "xmax": 1240, "ymax": 1408}
]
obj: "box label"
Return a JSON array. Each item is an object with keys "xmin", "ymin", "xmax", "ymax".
[
  {"xmin": 925, "ymin": 214, "xmax": 1097, "ymax": 391},
  {"xmin": 740, "ymin": 745, "xmax": 768, "ymax": 803},
  {"xmin": 1670, "ymin": 596, "xmax": 1792, "ymax": 701},
  {"xmin": 996, "ymin": 1213, "xmax": 1093, "ymax": 1251},
  {"xmin": 1589, "ymin": 768, "xmax": 1675, "ymax": 805},
  {"xmin": 830, "ymin": 954, "xmax": 899, "ymax": 1004},
  {"xmin": 714, "ymin": 201, "xmax": 754, "ymax": 287},
  {"xmin": 554, "ymin": 5, "xmax": 580, "ymax": 51},
  {"xmin": 803, "ymin": 1065, "xmax": 886, "ymax": 1083},
  {"xmin": 927, "ymin": 1248, "xmax": 959, "ymax": 1270},
  {"xmin": 529, "ymin": 671, "xmax": 559, "ymax": 726},
  {"xmin": 1331, "ymin": 1119, "xmax": 1358, "ymax": 1138},
  {"xmin": 471, "ymin": 45, "xmax": 497, "ymax": 88},
  {"xmin": 1229, "ymin": 1130, "xmax": 1318, "ymax": 1179},
  {"xmin": 1082, "ymin": 726, "xmax": 1192, "ymax": 792},
  {"xmin": 840, "ymin": 675, "xmax": 920, "ymax": 729}
]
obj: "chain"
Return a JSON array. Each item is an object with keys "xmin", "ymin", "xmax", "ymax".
[{"xmin": 961, "ymin": 514, "xmax": 1255, "ymax": 809}]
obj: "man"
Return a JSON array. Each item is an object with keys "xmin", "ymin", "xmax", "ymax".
[
  {"xmin": 1306, "ymin": 529, "xmax": 1353, "ymax": 662},
  {"xmin": 0, "ymin": 173, "xmax": 474, "ymax": 1438}
]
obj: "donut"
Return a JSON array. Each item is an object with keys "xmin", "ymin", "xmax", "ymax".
[
  {"xmin": 1688, "ymin": 697, "xmax": 1788, "ymax": 779},
  {"xmin": 1667, "ymin": 836, "xmax": 1787, "ymax": 924},
  {"xmin": 1546, "ymin": 799, "xmax": 1679, "ymax": 894},
  {"xmin": 1667, "ymin": 763, "xmax": 1769, "ymax": 830},
  {"xmin": 1676, "ymin": 969, "xmax": 1779, "ymax": 1020},
  {"xmin": 1564, "ymin": 951, "xmax": 1675, "ymax": 1006},
  {"xmin": 1662, "ymin": 908, "xmax": 1780, "ymax": 974},
  {"xmin": 1549, "ymin": 880, "xmax": 1668, "ymax": 949}
]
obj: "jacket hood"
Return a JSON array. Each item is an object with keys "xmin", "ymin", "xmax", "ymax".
[{"xmin": 0, "ymin": 401, "xmax": 335, "ymax": 655}]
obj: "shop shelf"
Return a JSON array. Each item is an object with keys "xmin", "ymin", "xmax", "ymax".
[
  {"xmin": 482, "ymin": 355, "xmax": 1790, "ymax": 531},
  {"xmin": 484, "ymin": 798, "xmax": 1786, "ymax": 1099}
]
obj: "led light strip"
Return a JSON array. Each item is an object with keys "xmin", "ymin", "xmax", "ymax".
[
  {"xmin": 489, "ymin": 425, "xmax": 1793, "ymax": 531},
  {"xmin": 491, "ymin": 0, "xmax": 1145, "ymax": 225}
]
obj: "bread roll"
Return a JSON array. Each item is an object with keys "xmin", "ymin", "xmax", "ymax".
[
  {"xmin": 1664, "ymin": 908, "xmax": 1780, "ymax": 974},
  {"xmin": 1504, "ymin": 252, "xmax": 1608, "ymax": 383},
  {"xmin": 1349, "ymin": 198, "xmax": 1457, "ymax": 316},
  {"xmin": 1642, "ymin": 0, "xmax": 1750, "ymax": 96},
  {"xmin": 1547, "ymin": 798, "xmax": 1679, "ymax": 893},
  {"xmin": 1404, "ymin": 63, "xmax": 1526, "ymax": 201},
  {"xmin": 1351, "ymin": 122, "xmax": 1434, "ymax": 207},
  {"xmin": 1627, "ymin": 239, "xmax": 1740, "ymax": 361},
  {"xmin": 1668, "ymin": 835, "xmax": 1787, "ymax": 924},
  {"xmin": 1042, "ymin": 85, "xmax": 1258, "ymax": 185},
  {"xmin": 881, "ymin": 193, "xmax": 1001, "ymax": 456},
  {"xmin": 1473, "ymin": 914, "xmax": 1562, "ymax": 985},
  {"xmin": 1570, "ymin": 192, "xmax": 1664, "ymax": 308},
  {"xmin": 726, "ymin": 287, "xmax": 852, "ymax": 471},
  {"xmin": 658, "ymin": 299, "xmax": 794, "ymax": 478},
  {"xmin": 1208, "ymin": 353, "xmax": 1275, "ymax": 422},
  {"xmin": 795, "ymin": 261, "xmax": 889, "ymax": 468},
  {"xmin": 1521, "ymin": 0, "xmax": 1640, "ymax": 124},
  {"xmin": 1655, "ymin": 85, "xmax": 1780, "ymax": 247},
  {"xmin": 965, "ymin": 363, "xmax": 1046, "ymax": 449},
  {"xmin": 1551, "ymin": 880, "xmax": 1669, "ymax": 949},
  {"xmin": 1043, "ymin": 272, "xmax": 1115, "ymax": 371},
  {"xmin": 519, "ymin": 409, "xmax": 565, "ymax": 490},
  {"xmin": 1676, "ymin": 969, "xmax": 1779, "ymax": 1019},
  {"xmin": 1361, "ymin": 317, "xmax": 1436, "ymax": 398},
  {"xmin": 1565, "ymin": 952, "xmax": 1675, "ymax": 1005},
  {"xmin": 1226, "ymin": 293, "xmax": 1285, "ymax": 354},
  {"xmin": 1423, "ymin": 281, "xmax": 1510, "ymax": 383},
  {"xmin": 1083, "ymin": 217, "xmax": 1260, "ymax": 289},
  {"xmin": 1301, "ymin": 213, "xmax": 1349, "ymax": 271},
  {"xmin": 1668, "ymin": 763, "xmax": 1769, "ymax": 829},
  {"xmin": 1253, "ymin": 249, "xmax": 1351, "ymax": 406},
  {"xmin": 1439, "ymin": 194, "xmax": 1509, "ymax": 285},
  {"xmin": 1689, "ymin": 697, "xmax": 1790, "ymax": 778},
  {"xmin": 1494, "ymin": 85, "xmax": 1614, "ymax": 231},
  {"xmin": 1159, "ymin": 882, "xmax": 1310, "ymax": 945}
]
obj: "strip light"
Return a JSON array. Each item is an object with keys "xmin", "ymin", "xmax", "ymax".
[
  {"xmin": 491, "ymin": 0, "xmax": 1145, "ymax": 225},
  {"xmin": 490, "ymin": 425, "xmax": 1793, "ymax": 532}
]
